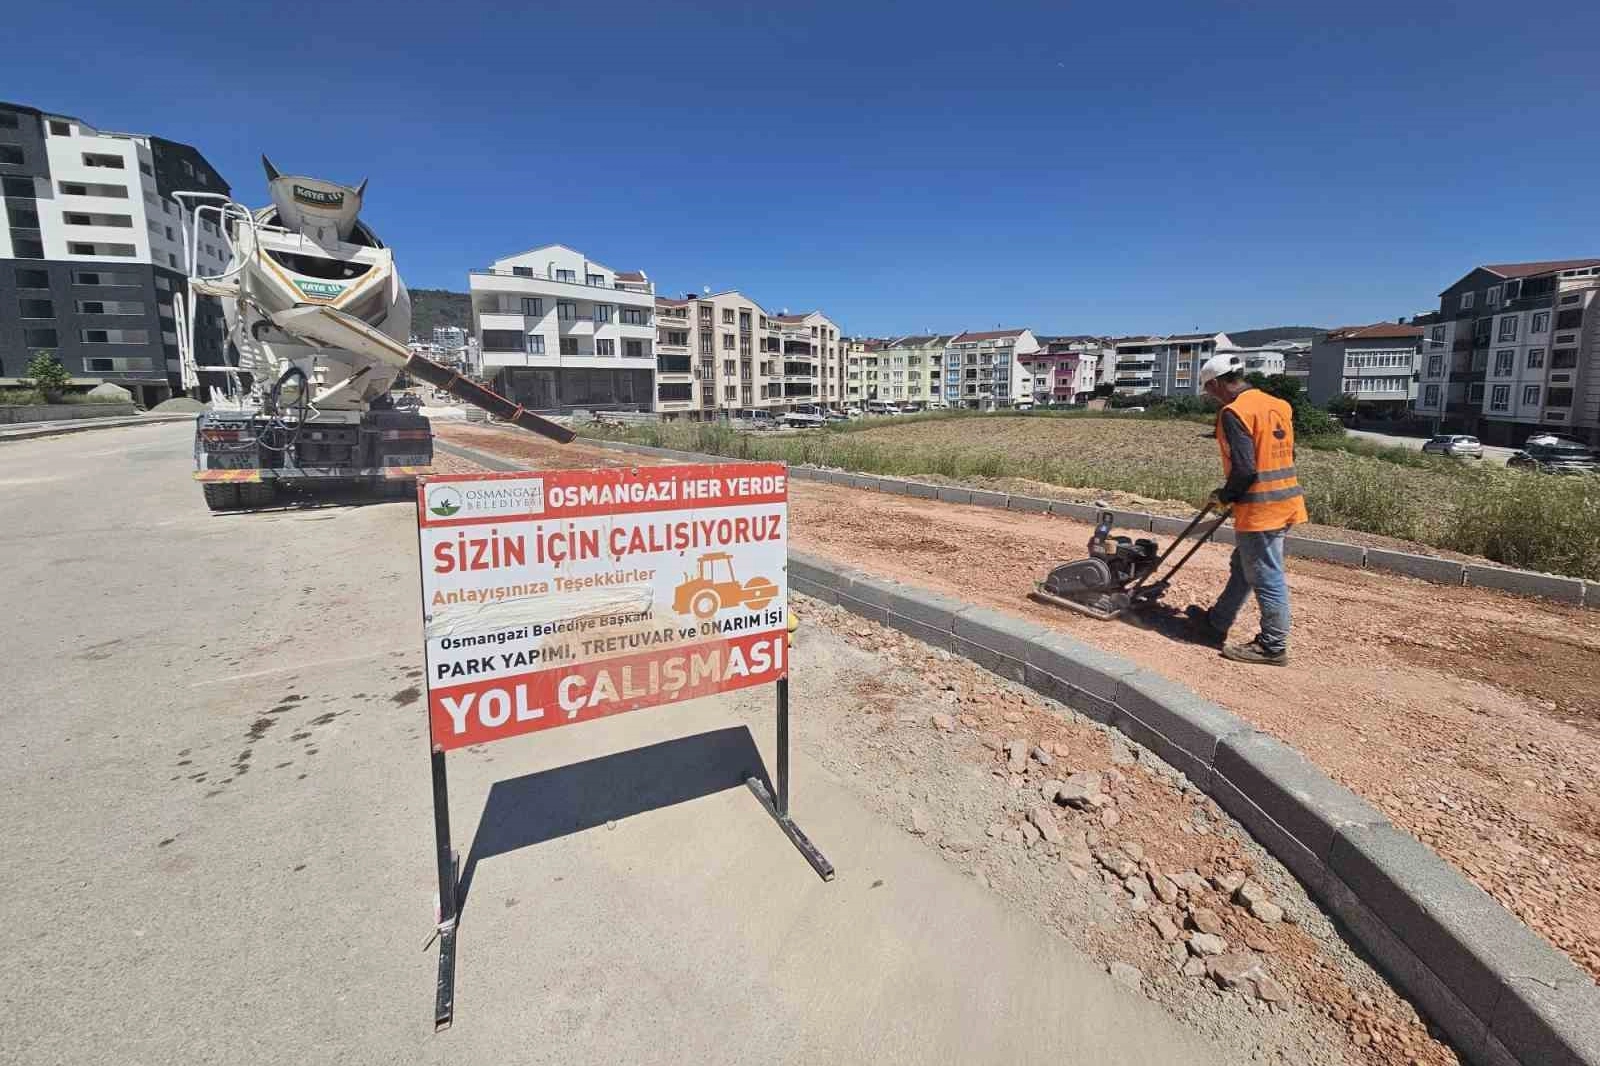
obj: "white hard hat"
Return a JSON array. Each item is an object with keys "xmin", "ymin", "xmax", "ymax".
[{"xmin": 1198, "ymin": 352, "xmax": 1244, "ymax": 387}]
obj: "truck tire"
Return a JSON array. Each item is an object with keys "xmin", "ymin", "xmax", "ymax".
[
  {"xmin": 202, "ymin": 483, "xmax": 241, "ymax": 511},
  {"xmin": 238, "ymin": 481, "xmax": 275, "ymax": 509}
]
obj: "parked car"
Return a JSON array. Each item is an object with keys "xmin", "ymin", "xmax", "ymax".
[
  {"xmin": 1421, "ymin": 434, "xmax": 1483, "ymax": 459},
  {"xmin": 1507, "ymin": 436, "xmax": 1599, "ymax": 475}
]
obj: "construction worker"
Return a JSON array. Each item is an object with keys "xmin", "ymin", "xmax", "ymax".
[{"xmin": 1185, "ymin": 352, "xmax": 1308, "ymax": 665}]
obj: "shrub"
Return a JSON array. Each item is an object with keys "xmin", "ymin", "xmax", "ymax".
[
  {"xmin": 23, "ymin": 351, "xmax": 72, "ymax": 400},
  {"xmin": 1301, "ymin": 460, "xmax": 1426, "ymax": 541},
  {"xmin": 1442, "ymin": 468, "xmax": 1600, "ymax": 580}
]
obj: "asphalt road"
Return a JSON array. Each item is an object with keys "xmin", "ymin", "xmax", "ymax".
[
  {"xmin": 1344, "ymin": 427, "xmax": 1517, "ymax": 464},
  {"xmin": 0, "ymin": 422, "xmax": 1221, "ymax": 1066}
]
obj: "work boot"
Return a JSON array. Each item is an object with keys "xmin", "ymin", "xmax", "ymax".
[
  {"xmin": 1183, "ymin": 605, "xmax": 1227, "ymax": 647},
  {"xmin": 1221, "ymin": 638, "xmax": 1288, "ymax": 667}
]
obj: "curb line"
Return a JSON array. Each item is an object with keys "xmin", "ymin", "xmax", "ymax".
[
  {"xmin": 790, "ymin": 550, "xmax": 1600, "ymax": 1066},
  {"xmin": 0, "ymin": 412, "xmax": 198, "ymax": 443}
]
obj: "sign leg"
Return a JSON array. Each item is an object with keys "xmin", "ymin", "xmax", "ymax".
[
  {"xmin": 431, "ymin": 749, "xmax": 459, "ymax": 1030},
  {"xmin": 746, "ymin": 676, "xmax": 834, "ymax": 881}
]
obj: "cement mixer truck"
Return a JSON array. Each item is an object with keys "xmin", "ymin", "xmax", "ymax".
[{"xmin": 176, "ymin": 158, "xmax": 572, "ymax": 511}]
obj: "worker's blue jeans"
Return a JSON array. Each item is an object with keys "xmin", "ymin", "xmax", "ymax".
[{"xmin": 1209, "ymin": 527, "xmax": 1290, "ymax": 654}]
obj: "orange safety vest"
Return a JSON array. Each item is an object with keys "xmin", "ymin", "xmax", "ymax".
[{"xmin": 1216, "ymin": 389, "xmax": 1309, "ymax": 532}]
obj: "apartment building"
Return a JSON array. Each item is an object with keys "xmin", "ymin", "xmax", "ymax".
[
  {"xmin": 775, "ymin": 310, "xmax": 836, "ymax": 412},
  {"xmin": 1111, "ymin": 332, "xmax": 1234, "ymax": 398},
  {"xmin": 803, "ymin": 311, "xmax": 844, "ymax": 408},
  {"xmin": 1022, "ymin": 336, "xmax": 1105, "ymax": 404},
  {"xmin": 877, "ymin": 335, "xmax": 952, "ymax": 408},
  {"xmin": 1112, "ymin": 336, "xmax": 1162, "ymax": 396},
  {"xmin": 470, "ymin": 244, "xmax": 656, "ymax": 413},
  {"xmin": 1217, "ymin": 343, "xmax": 1291, "ymax": 378},
  {"xmin": 1414, "ymin": 259, "xmax": 1600, "ymax": 444},
  {"xmin": 1308, "ymin": 323, "xmax": 1422, "ymax": 411},
  {"xmin": 942, "ymin": 329, "xmax": 1039, "ymax": 408},
  {"xmin": 0, "ymin": 100, "xmax": 232, "ymax": 406}
]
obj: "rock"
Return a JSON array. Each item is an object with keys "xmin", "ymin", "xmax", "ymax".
[
  {"xmin": 931, "ymin": 712, "xmax": 956, "ymax": 732},
  {"xmin": 1028, "ymin": 806, "xmax": 1063, "ymax": 845},
  {"xmin": 1094, "ymin": 848, "xmax": 1138, "ymax": 879},
  {"xmin": 1211, "ymin": 870, "xmax": 1247, "ymax": 895},
  {"xmin": 943, "ymin": 837, "xmax": 975, "ymax": 854},
  {"xmin": 1169, "ymin": 942, "xmax": 1190, "ymax": 969},
  {"xmin": 980, "ymin": 734, "xmax": 1005, "ymax": 752},
  {"xmin": 1052, "ymin": 740, "xmax": 1071, "ymax": 758},
  {"xmin": 1088, "ymin": 793, "xmax": 1114, "ymax": 809},
  {"xmin": 1171, "ymin": 870, "xmax": 1211, "ymax": 895},
  {"xmin": 1020, "ymin": 820, "xmax": 1042, "ymax": 846},
  {"xmin": 1100, "ymin": 808, "xmax": 1121, "ymax": 829},
  {"xmin": 1003, "ymin": 710, "xmax": 1025, "ymax": 724},
  {"xmin": 1109, "ymin": 739, "xmax": 1136, "ymax": 765},
  {"xmin": 1249, "ymin": 899, "xmax": 1284, "ymax": 925},
  {"xmin": 985, "ymin": 823, "xmax": 1005, "ymax": 839},
  {"xmin": 1188, "ymin": 907, "xmax": 1225, "ymax": 936},
  {"xmin": 910, "ymin": 808, "xmax": 930, "ymax": 836},
  {"xmin": 1065, "ymin": 862, "xmax": 1090, "ymax": 883},
  {"xmin": 1123, "ymin": 874, "xmax": 1150, "ymax": 899},
  {"xmin": 1119, "ymin": 842, "xmax": 1145, "ymax": 863},
  {"xmin": 1108, "ymin": 961, "xmax": 1143, "ymax": 991},
  {"xmin": 1006, "ymin": 739, "xmax": 1029, "ymax": 774},
  {"xmin": 1188, "ymin": 933, "xmax": 1228, "ymax": 957},
  {"xmin": 1244, "ymin": 931, "xmax": 1276, "ymax": 954},
  {"xmin": 1181, "ymin": 955, "xmax": 1209, "ymax": 978},
  {"xmin": 1150, "ymin": 911, "xmax": 1183, "ymax": 941},
  {"xmin": 958, "ymin": 714, "xmax": 979, "ymax": 728},
  {"xmin": 1002, "ymin": 827, "xmax": 1025, "ymax": 846},
  {"xmin": 1040, "ymin": 779, "xmax": 1064, "ymax": 803},
  {"xmin": 1127, "ymin": 894, "xmax": 1150, "ymax": 913},
  {"xmin": 1149, "ymin": 873, "xmax": 1179, "ymax": 905},
  {"xmin": 1234, "ymin": 880, "xmax": 1269, "ymax": 907},
  {"xmin": 1030, "ymin": 745, "xmax": 1054, "ymax": 767},
  {"xmin": 940, "ymin": 691, "xmax": 959, "ymax": 705},
  {"xmin": 1206, "ymin": 953, "xmax": 1291, "ymax": 1004},
  {"xmin": 1058, "ymin": 770, "xmax": 1103, "ymax": 809}
]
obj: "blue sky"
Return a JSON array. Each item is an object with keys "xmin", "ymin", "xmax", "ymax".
[{"xmin": 8, "ymin": 1, "xmax": 1597, "ymax": 336}]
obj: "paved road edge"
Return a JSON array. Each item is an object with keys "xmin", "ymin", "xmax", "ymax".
[{"xmin": 0, "ymin": 411, "xmax": 198, "ymax": 443}]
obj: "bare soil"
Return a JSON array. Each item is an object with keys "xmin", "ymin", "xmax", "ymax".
[{"xmin": 433, "ymin": 422, "xmax": 1600, "ymax": 986}]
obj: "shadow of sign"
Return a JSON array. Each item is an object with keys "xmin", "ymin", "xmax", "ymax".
[{"xmin": 456, "ymin": 725, "xmax": 770, "ymax": 914}]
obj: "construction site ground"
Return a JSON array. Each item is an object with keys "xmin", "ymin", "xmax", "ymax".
[{"xmin": 437, "ymin": 421, "xmax": 1600, "ymax": 996}]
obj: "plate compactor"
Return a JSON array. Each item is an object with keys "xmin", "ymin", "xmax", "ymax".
[{"xmin": 1031, "ymin": 502, "xmax": 1231, "ymax": 621}]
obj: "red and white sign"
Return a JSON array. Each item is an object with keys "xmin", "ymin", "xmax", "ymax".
[{"xmin": 415, "ymin": 463, "xmax": 788, "ymax": 751}]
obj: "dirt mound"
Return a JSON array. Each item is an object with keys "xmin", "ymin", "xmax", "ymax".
[{"xmin": 151, "ymin": 397, "xmax": 207, "ymax": 413}]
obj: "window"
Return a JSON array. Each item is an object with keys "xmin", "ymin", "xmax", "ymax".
[
  {"xmin": 526, "ymin": 334, "xmax": 544, "ymax": 354},
  {"xmin": 554, "ymin": 269, "xmax": 575, "ymax": 282},
  {"xmin": 1548, "ymin": 388, "xmax": 1573, "ymax": 407},
  {"xmin": 559, "ymin": 338, "xmax": 578, "ymax": 356},
  {"xmin": 480, "ymin": 329, "xmax": 524, "ymax": 352},
  {"xmin": 15, "ymin": 268, "xmax": 49, "ymax": 288},
  {"xmin": 24, "ymin": 328, "xmax": 57, "ymax": 347},
  {"xmin": 1429, "ymin": 325, "xmax": 1446, "ymax": 344},
  {"xmin": 722, "ymin": 309, "xmax": 735, "ymax": 325},
  {"xmin": 1486, "ymin": 285, "xmax": 1501, "ymax": 305},
  {"xmin": 624, "ymin": 340, "xmax": 644, "ymax": 359},
  {"xmin": 664, "ymin": 330, "xmax": 688, "ymax": 346},
  {"xmin": 1426, "ymin": 354, "xmax": 1443, "ymax": 376},
  {"xmin": 1526, "ymin": 348, "xmax": 1544, "ymax": 369},
  {"xmin": 139, "ymin": 161, "xmax": 154, "ymax": 176},
  {"xmin": 593, "ymin": 304, "xmax": 613, "ymax": 323},
  {"xmin": 12, "ymin": 238, "xmax": 43, "ymax": 258},
  {"xmin": 74, "ymin": 270, "xmax": 138, "ymax": 286},
  {"xmin": 557, "ymin": 301, "xmax": 577, "ymax": 320},
  {"xmin": 1459, "ymin": 291, "xmax": 1475, "ymax": 310},
  {"xmin": 80, "ymin": 328, "xmax": 148, "ymax": 344},
  {"xmin": 512, "ymin": 266, "xmax": 534, "ymax": 278},
  {"xmin": 1489, "ymin": 385, "xmax": 1509, "ymax": 411},
  {"xmin": 658, "ymin": 383, "xmax": 692, "ymax": 402},
  {"xmin": 1551, "ymin": 349, "xmax": 1578, "ymax": 369},
  {"xmin": 722, "ymin": 334, "xmax": 735, "ymax": 351},
  {"xmin": 1423, "ymin": 384, "xmax": 1440, "ymax": 407},
  {"xmin": 82, "ymin": 153, "xmax": 124, "ymax": 169},
  {"xmin": 9, "ymin": 203, "xmax": 39, "ymax": 227},
  {"xmin": 0, "ymin": 111, "xmax": 19, "ymax": 129},
  {"xmin": 68, "ymin": 242, "xmax": 136, "ymax": 257},
  {"xmin": 0, "ymin": 145, "xmax": 22, "ymax": 165},
  {"xmin": 596, "ymin": 339, "xmax": 615, "ymax": 356},
  {"xmin": 699, "ymin": 336, "xmax": 713, "ymax": 356},
  {"xmin": 3, "ymin": 175, "xmax": 34, "ymax": 196},
  {"xmin": 1555, "ymin": 308, "xmax": 1583, "ymax": 330},
  {"xmin": 521, "ymin": 297, "xmax": 543, "ymax": 316},
  {"xmin": 620, "ymin": 307, "xmax": 646, "ymax": 325},
  {"xmin": 1467, "ymin": 382, "xmax": 1484, "ymax": 404},
  {"xmin": 1523, "ymin": 385, "xmax": 1540, "ymax": 407},
  {"xmin": 1531, "ymin": 311, "xmax": 1550, "ymax": 333},
  {"xmin": 77, "ymin": 300, "xmax": 144, "ymax": 315},
  {"xmin": 1493, "ymin": 349, "xmax": 1514, "ymax": 375},
  {"xmin": 1497, "ymin": 317, "xmax": 1518, "ymax": 342},
  {"xmin": 586, "ymin": 273, "xmax": 604, "ymax": 287},
  {"xmin": 19, "ymin": 298, "xmax": 54, "ymax": 317}
]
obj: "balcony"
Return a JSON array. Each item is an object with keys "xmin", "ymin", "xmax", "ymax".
[{"xmin": 469, "ymin": 268, "xmax": 652, "ymax": 296}]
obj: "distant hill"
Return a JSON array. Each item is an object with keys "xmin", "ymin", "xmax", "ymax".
[
  {"xmin": 1225, "ymin": 326, "xmax": 1327, "ymax": 347},
  {"xmin": 409, "ymin": 289, "xmax": 472, "ymax": 341}
]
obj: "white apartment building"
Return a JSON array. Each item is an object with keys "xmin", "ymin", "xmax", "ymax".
[
  {"xmin": 942, "ymin": 329, "xmax": 1039, "ymax": 408},
  {"xmin": 1, "ymin": 100, "xmax": 232, "ymax": 405},
  {"xmin": 1308, "ymin": 323, "xmax": 1423, "ymax": 410},
  {"xmin": 878, "ymin": 334, "xmax": 952, "ymax": 408},
  {"xmin": 650, "ymin": 293, "xmax": 838, "ymax": 420},
  {"xmin": 1416, "ymin": 259, "xmax": 1600, "ymax": 444},
  {"xmin": 1217, "ymin": 343, "xmax": 1287, "ymax": 377},
  {"xmin": 469, "ymin": 244, "xmax": 656, "ymax": 412}
]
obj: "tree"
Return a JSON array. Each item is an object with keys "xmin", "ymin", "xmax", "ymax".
[
  {"xmin": 1245, "ymin": 371, "xmax": 1343, "ymax": 438},
  {"xmin": 1093, "ymin": 382, "xmax": 1114, "ymax": 398},
  {"xmin": 23, "ymin": 351, "xmax": 72, "ymax": 401}
]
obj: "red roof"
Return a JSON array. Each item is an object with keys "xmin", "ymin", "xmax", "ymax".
[
  {"xmin": 1481, "ymin": 258, "xmax": 1600, "ymax": 279},
  {"xmin": 655, "ymin": 297, "xmax": 689, "ymax": 307},
  {"xmin": 614, "ymin": 270, "xmax": 646, "ymax": 282},
  {"xmin": 1324, "ymin": 323, "xmax": 1423, "ymax": 341},
  {"xmin": 952, "ymin": 329, "xmax": 1027, "ymax": 342},
  {"xmin": 774, "ymin": 314, "xmax": 807, "ymax": 323}
]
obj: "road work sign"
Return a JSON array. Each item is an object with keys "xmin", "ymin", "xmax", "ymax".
[{"xmin": 415, "ymin": 463, "xmax": 788, "ymax": 751}]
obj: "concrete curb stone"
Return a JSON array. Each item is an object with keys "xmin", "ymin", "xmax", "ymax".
[
  {"xmin": 1112, "ymin": 669, "xmax": 1252, "ymax": 785},
  {"xmin": 1463, "ymin": 564, "xmax": 1585, "ymax": 605},
  {"xmin": 967, "ymin": 489, "xmax": 1010, "ymax": 510},
  {"xmin": 936, "ymin": 485, "xmax": 974, "ymax": 506},
  {"xmin": 1049, "ymin": 500, "xmax": 1101, "ymax": 523},
  {"xmin": 903, "ymin": 480, "xmax": 939, "ymax": 499},
  {"xmin": 1285, "ymin": 536, "xmax": 1368, "ymax": 567},
  {"xmin": 1365, "ymin": 547, "xmax": 1467, "ymax": 586},
  {"xmin": 1008, "ymin": 495, "xmax": 1052, "ymax": 514}
]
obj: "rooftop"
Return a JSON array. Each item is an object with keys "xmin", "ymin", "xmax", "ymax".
[
  {"xmin": 1481, "ymin": 258, "xmax": 1600, "ymax": 279},
  {"xmin": 1323, "ymin": 323, "xmax": 1424, "ymax": 341},
  {"xmin": 951, "ymin": 329, "xmax": 1027, "ymax": 343}
]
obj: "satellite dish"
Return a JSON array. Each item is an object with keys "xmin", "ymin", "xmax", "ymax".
[{"xmin": 702, "ymin": 285, "xmax": 711, "ymax": 295}]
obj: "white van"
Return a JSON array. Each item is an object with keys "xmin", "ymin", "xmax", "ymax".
[{"xmin": 865, "ymin": 401, "xmax": 891, "ymax": 416}]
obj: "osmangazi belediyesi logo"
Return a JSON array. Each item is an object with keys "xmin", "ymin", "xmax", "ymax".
[{"xmin": 427, "ymin": 485, "xmax": 463, "ymax": 518}]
